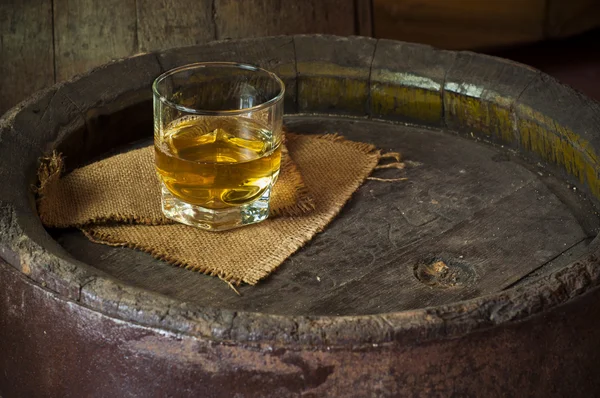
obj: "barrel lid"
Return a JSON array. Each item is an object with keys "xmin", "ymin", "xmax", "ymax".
[{"xmin": 1, "ymin": 35, "xmax": 600, "ymax": 348}]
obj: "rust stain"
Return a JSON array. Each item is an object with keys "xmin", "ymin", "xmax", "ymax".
[
  {"xmin": 126, "ymin": 335, "xmax": 298, "ymax": 375},
  {"xmin": 20, "ymin": 260, "xmax": 31, "ymax": 276}
]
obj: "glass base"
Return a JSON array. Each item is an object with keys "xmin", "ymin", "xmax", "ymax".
[{"xmin": 160, "ymin": 184, "xmax": 271, "ymax": 231}]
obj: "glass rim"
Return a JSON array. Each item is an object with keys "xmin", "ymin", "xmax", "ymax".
[{"xmin": 152, "ymin": 62, "xmax": 285, "ymax": 116}]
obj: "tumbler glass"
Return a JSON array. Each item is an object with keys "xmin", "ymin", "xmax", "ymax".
[{"xmin": 153, "ymin": 63, "xmax": 285, "ymax": 231}]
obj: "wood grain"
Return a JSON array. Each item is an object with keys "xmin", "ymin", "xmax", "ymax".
[
  {"xmin": 215, "ymin": 0, "xmax": 356, "ymax": 40},
  {"xmin": 305, "ymin": 178, "xmax": 587, "ymax": 314},
  {"xmin": 0, "ymin": 0, "xmax": 54, "ymax": 115},
  {"xmin": 53, "ymin": 0, "xmax": 137, "ymax": 82},
  {"xmin": 136, "ymin": 0, "xmax": 215, "ymax": 52},
  {"xmin": 508, "ymin": 238, "xmax": 593, "ymax": 288},
  {"xmin": 3, "ymin": 38, "xmax": 600, "ymax": 394},
  {"xmin": 514, "ymin": 73, "xmax": 600, "ymax": 200},
  {"xmin": 1, "ymin": 0, "xmax": 364, "ymax": 115},
  {"xmin": 53, "ymin": 116, "xmax": 593, "ymax": 315},
  {"xmin": 355, "ymin": 0, "xmax": 374, "ymax": 36}
]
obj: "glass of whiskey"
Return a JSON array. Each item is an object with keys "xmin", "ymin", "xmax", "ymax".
[{"xmin": 152, "ymin": 62, "xmax": 285, "ymax": 231}]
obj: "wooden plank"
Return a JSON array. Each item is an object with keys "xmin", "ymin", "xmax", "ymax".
[
  {"xmin": 373, "ymin": 0, "xmax": 546, "ymax": 50},
  {"xmin": 370, "ymin": 40, "xmax": 455, "ymax": 127},
  {"xmin": 305, "ymin": 178, "xmax": 587, "ymax": 314},
  {"xmin": 294, "ymin": 35, "xmax": 376, "ymax": 115},
  {"xmin": 355, "ymin": 0, "xmax": 374, "ymax": 36},
  {"xmin": 545, "ymin": 0, "xmax": 600, "ymax": 39},
  {"xmin": 215, "ymin": 0, "xmax": 355, "ymax": 40},
  {"xmin": 136, "ymin": 0, "xmax": 215, "ymax": 52},
  {"xmin": 0, "ymin": 0, "xmax": 54, "ymax": 115},
  {"xmin": 507, "ymin": 238, "xmax": 593, "ymax": 289},
  {"xmin": 52, "ymin": 116, "xmax": 593, "ymax": 315},
  {"xmin": 53, "ymin": 0, "xmax": 137, "ymax": 82}
]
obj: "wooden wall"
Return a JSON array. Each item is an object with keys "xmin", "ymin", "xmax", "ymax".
[
  {"xmin": 3, "ymin": 0, "xmax": 600, "ymax": 116},
  {"xmin": 0, "ymin": 0, "xmax": 373, "ymax": 115}
]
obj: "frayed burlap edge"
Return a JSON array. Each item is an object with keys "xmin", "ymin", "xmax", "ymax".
[
  {"xmin": 79, "ymin": 133, "xmax": 383, "ymax": 285},
  {"xmin": 35, "ymin": 139, "xmax": 316, "ymax": 227},
  {"xmin": 35, "ymin": 151, "xmax": 172, "ymax": 227}
]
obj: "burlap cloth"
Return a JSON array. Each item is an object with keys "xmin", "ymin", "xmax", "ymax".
[{"xmin": 37, "ymin": 133, "xmax": 387, "ymax": 285}]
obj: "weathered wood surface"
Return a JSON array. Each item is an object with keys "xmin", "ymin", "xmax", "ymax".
[
  {"xmin": 214, "ymin": 0, "xmax": 355, "ymax": 40},
  {"xmin": 0, "ymin": 33, "xmax": 598, "ymax": 340},
  {"xmin": 515, "ymin": 74, "xmax": 600, "ymax": 196},
  {"xmin": 370, "ymin": 39, "xmax": 455, "ymax": 126},
  {"xmin": 2, "ymin": 35, "xmax": 600, "ymax": 396},
  {"xmin": 295, "ymin": 35, "xmax": 376, "ymax": 115},
  {"xmin": 0, "ymin": 0, "xmax": 54, "ymax": 115},
  {"xmin": 53, "ymin": 0, "xmax": 138, "ymax": 82},
  {"xmin": 443, "ymin": 51, "xmax": 540, "ymax": 145},
  {"xmin": 4, "ymin": 259, "xmax": 600, "ymax": 397},
  {"xmin": 136, "ymin": 0, "xmax": 213, "ymax": 52},
  {"xmin": 0, "ymin": 0, "xmax": 366, "ymax": 115},
  {"xmin": 53, "ymin": 116, "xmax": 594, "ymax": 315},
  {"xmin": 5, "ymin": 0, "xmax": 600, "ymax": 115}
]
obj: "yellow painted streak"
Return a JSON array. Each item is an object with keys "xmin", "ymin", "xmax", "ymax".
[
  {"xmin": 295, "ymin": 63, "xmax": 600, "ymax": 198},
  {"xmin": 298, "ymin": 77, "xmax": 368, "ymax": 113},
  {"xmin": 518, "ymin": 105, "xmax": 600, "ymax": 198},
  {"xmin": 296, "ymin": 62, "xmax": 369, "ymax": 112},
  {"xmin": 371, "ymin": 83, "xmax": 442, "ymax": 124},
  {"xmin": 445, "ymin": 90, "xmax": 600, "ymax": 198},
  {"xmin": 445, "ymin": 92, "xmax": 515, "ymax": 142},
  {"xmin": 272, "ymin": 63, "xmax": 296, "ymax": 78}
]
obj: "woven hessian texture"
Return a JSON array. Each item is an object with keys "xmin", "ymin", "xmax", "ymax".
[{"xmin": 38, "ymin": 133, "xmax": 380, "ymax": 284}]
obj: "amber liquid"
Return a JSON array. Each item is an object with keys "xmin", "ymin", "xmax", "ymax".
[{"xmin": 155, "ymin": 116, "xmax": 281, "ymax": 210}]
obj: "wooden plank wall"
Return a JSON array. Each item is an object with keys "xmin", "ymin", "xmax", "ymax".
[
  {"xmin": 53, "ymin": 0, "xmax": 138, "ymax": 82},
  {"xmin": 0, "ymin": 0, "xmax": 372, "ymax": 115},
  {"xmin": 0, "ymin": 0, "xmax": 55, "ymax": 115},
  {"xmin": 2, "ymin": 0, "xmax": 599, "ymax": 115}
]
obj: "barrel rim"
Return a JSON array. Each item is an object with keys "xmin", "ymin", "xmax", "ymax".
[{"xmin": 1, "ymin": 34, "xmax": 599, "ymax": 347}]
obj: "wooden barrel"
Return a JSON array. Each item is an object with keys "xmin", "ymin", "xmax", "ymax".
[{"xmin": 1, "ymin": 35, "xmax": 600, "ymax": 397}]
